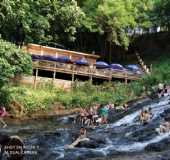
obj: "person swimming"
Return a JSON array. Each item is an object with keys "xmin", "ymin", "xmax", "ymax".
[{"xmin": 66, "ymin": 127, "xmax": 89, "ymax": 149}]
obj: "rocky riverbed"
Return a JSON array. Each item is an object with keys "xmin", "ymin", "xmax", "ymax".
[{"xmin": 1, "ymin": 96, "xmax": 170, "ymax": 160}]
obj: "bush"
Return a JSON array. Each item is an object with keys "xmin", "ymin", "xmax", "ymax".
[{"xmin": 0, "ymin": 39, "xmax": 32, "ymax": 107}]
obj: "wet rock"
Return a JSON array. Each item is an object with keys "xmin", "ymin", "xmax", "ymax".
[
  {"xmin": 129, "ymin": 125, "xmax": 157, "ymax": 142},
  {"xmin": 145, "ymin": 137, "xmax": 170, "ymax": 152},
  {"xmin": 76, "ymin": 138, "xmax": 106, "ymax": 148},
  {"xmin": 64, "ymin": 150, "xmax": 104, "ymax": 160},
  {"xmin": 160, "ymin": 108, "xmax": 170, "ymax": 121}
]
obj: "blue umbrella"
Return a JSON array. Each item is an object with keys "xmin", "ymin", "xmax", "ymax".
[
  {"xmin": 75, "ymin": 57, "xmax": 89, "ymax": 65},
  {"xmin": 42, "ymin": 55, "xmax": 58, "ymax": 62},
  {"xmin": 127, "ymin": 64, "xmax": 140, "ymax": 70},
  {"xmin": 31, "ymin": 54, "xmax": 43, "ymax": 61},
  {"xmin": 96, "ymin": 61, "xmax": 110, "ymax": 69},
  {"xmin": 126, "ymin": 64, "xmax": 143, "ymax": 75},
  {"xmin": 110, "ymin": 64, "xmax": 125, "ymax": 71},
  {"xmin": 56, "ymin": 56, "xmax": 71, "ymax": 63}
]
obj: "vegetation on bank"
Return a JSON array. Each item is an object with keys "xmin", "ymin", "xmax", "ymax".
[
  {"xmin": 0, "ymin": 39, "xmax": 32, "ymax": 106},
  {"xmin": 0, "ymin": 0, "xmax": 170, "ymax": 116},
  {"xmin": 7, "ymin": 81, "xmax": 141, "ymax": 115},
  {"xmin": 4, "ymin": 54, "xmax": 170, "ymax": 115}
]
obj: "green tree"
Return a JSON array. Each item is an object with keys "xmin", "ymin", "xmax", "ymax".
[
  {"xmin": 152, "ymin": 0, "xmax": 170, "ymax": 31},
  {"xmin": 0, "ymin": 0, "xmax": 51, "ymax": 44},
  {"xmin": 0, "ymin": 0, "xmax": 84, "ymax": 45},
  {"xmin": 81, "ymin": 0, "xmax": 155, "ymax": 48},
  {"xmin": 49, "ymin": 0, "xmax": 85, "ymax": 44},
  {"xmin": 0, "ymin": 38, "xmax": 32, "ymax": 88}
]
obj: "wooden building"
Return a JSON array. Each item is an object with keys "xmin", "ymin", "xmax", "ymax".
[{"xmin": 24, "ymin": 43, "xmax": 142, "ymax": 88}]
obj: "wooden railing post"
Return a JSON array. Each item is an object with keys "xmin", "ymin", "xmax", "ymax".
[
  {"xmin": 34, "ymin": 68, "xmax": 39, "ymax": 89},
  {"xmin": 89, "ymin": 65, "xmax": 93, "ymax": 84},
  {"xmin": 52, "ymin": 62, "xmax": 57, "ymax": 85},
  {"xmin": 109, "ymin": 69, "xmax": 112, "ymax": 82},
  {"xmin": 71, "ymin": 65, "xmax": 75, "ymax": 87},
  {"xmin": 125, "ymin": 71, "xmax": 128, "ymax": 84}
]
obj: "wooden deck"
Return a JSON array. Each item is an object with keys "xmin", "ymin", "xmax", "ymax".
[
  {"xmin": 32, "ymin": 60, "xmax": 142, "ymax": 82},
  {"xmin": 25, "ymin": 43, "xmax": 143, "ymax": 87}
]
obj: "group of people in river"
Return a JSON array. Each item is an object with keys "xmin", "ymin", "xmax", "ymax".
[
  {"xmin": 68, "ymin": 83, "xmax": 170, "ymax": 149},
  {"xmin": 75, "ymin": 102, "xmax": 129, "ymax": 127},
  {"xmin": 67, "ymin": 103, "xmax": 129, "ymax": 148},
  {"xmin": 157, "ymin": 83, "xmax": 170, "ymax": 98},
  {"xmin": 139, "ymin": 106, "xmax": 170, "ymax": 134},
  {"xmin": 75, "ymin": 104, "xmax": 111, "ymax": 127}
]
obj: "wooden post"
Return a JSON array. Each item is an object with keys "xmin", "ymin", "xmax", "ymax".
[
  {"xmin": 52, "ymin": 62, "xmax": 57, "ymax": 85},
  {"xmin": 89, "ymin": 73, "xmax": 93, "ymax": 84},
  {"xmin": 89, "ymin": 75, "xmax": 93, "ymax": 84},
  {"xmin": 125, "ymin": 71, "xmax": 128, "ymax": 84},
  {"xmin": 89, "ymin": 65, "xmax": 93, "ymax": 84},
  {"xmin": 34, "ymin": 68, "xmax": 39, "ymax": 89},
  {"xmin": 109, "ymin": 70, "xmax": 112, "ymax": 82},
  {"xmin": 71, "ymin": 65, "xmax": 75, "ymax": 87}
]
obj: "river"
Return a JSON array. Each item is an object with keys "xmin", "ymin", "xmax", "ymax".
[{"xmin": 1, "ymin": 96, "xmax": 170, "ymax": 160}]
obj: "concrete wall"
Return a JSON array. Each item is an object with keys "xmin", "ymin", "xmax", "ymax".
[{"xmin": 16, "ymin": 75, "xmax": 72, "ymax": 90}]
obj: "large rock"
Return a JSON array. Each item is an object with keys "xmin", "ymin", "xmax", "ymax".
[
  {"xmin": 145, "ymin": 137, "xmax": 170, "ymax": 152},
  {"xmin": 76, "ymin": 138, "xmax": 106, "ymax": 148}
]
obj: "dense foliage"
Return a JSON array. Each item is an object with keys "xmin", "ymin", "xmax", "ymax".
[
  {"xmin": 9, "ymin": 81, "xmax": 142, "ymax": 114},
  {"xmin": 0, "ymin": 0, "xmax": 170, "ymax": 49},
  {"xmin": 0, "ymin": 0, "xmax": 84, "ymax": 45},
  {"xmin": 0, "ymin": 39, "xmax": 32, "ymax": 86},
  {"xmin": 0, "ymin": 39, "xmax": 32, "ymax": 105},
  {"xmin": 151, "ymin": 0, "xmax": 170, "ymax": 30}
]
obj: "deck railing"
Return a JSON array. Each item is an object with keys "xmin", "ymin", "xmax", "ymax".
[{"xmin": 33, "ymin": 60, "xmax": 142, "ymax": 81}]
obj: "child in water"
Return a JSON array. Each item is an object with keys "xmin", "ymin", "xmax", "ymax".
[{"xmin": 0, "ymin": 106, "xmax": 8, "ymax": 128}]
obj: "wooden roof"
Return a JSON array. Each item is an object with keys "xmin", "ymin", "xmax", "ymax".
[{"xmin": 27, "ymin": 43, "xmax": 100, "ymax": 59}]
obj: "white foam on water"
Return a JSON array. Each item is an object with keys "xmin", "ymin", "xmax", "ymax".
[
  {"xmin": 114, "ymin": 130, "xmax": 170, "ymax": 152},
  {"xmin": 93, "ymin": 130, "xmax": 170, "ymax": 156},
  {"xmin": 107, "ymin": 98, "xmax": 170, "ymax": 128},
  {"xmin": 53, "ymin": 146, "xmax": 65, "ymax": 160}
]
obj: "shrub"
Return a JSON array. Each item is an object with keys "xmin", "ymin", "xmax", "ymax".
[{"xmin": 0, "ymin": 39, "xmax": 32, "ymax": 106}]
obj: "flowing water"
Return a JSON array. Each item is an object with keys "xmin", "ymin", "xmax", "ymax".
[{"xmin": 1, "ymin": 96, "xmax": 170, "ymax": 160}]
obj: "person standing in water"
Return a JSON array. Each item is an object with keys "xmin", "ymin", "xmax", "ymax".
[
  {"xmin": 99, "ymin": 104, "xmax": 110, "ymax": 124},
  {"xmin": 156, "ymin": 119, "xmax": 170, "ymax": 134},
  {"xmin": 0, "ymin": 106, "xmax": 8, "ymax": 128},
  {"xmin": 139, "ymin": 108, "xmax": 152, "ymax": 125}
]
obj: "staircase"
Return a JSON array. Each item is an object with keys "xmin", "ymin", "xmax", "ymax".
[{"xmin": 136, "ymin": 52, "xmax": 151, "ymax": 74}]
